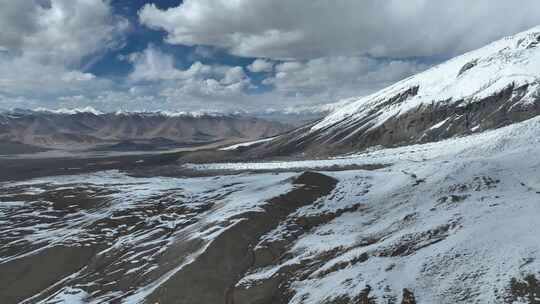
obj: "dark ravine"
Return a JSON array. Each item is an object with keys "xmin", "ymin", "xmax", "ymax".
[
  {"xmin": 144, "ymin": 172, "xmax": 338, "ymax": 304},
  {"xmin": 0, "ymin": 151, "xmax": 183, "ymax": 182},
  {"xmin": 231, "ymin": 203, "xmax": 367, "ymax": 304},
  {"xmin": 0, "ymin": 246, "xmax": 102, "ymax": 304}
]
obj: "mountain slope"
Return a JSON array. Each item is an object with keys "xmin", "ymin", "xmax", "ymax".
[
  {"xmin": 185, "ymin": 114, "xmax": 540, "ymax": 304},
  {"xmin": 248, "ymin": 26, "xmax": 540, "ymax": 157}
]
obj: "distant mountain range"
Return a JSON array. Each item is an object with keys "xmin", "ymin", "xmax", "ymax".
[{"xmin": 0, "ymin": 109, "xmax": 293, "ymax": 154}]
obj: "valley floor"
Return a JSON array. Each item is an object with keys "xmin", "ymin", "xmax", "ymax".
[{"xmin": 3, "ymin": 116, "xmax": 540, "ymax": 303}]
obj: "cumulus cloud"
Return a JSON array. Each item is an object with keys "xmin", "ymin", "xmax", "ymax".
[
  {"xmin": 128, "ymin": 46, "xmax": 250, "ymax": 87},
  {"xmin": 262, "ymin": 56, "xmax": 427, "ymax": 101},
  {"xmin": 192, "ymin": 46, "xmax": 216, "ymax": 59},
  {"xmin": 247, "ymin": 59, "xmax": 274, "ymax": 73},
  {"xmin": 139, "ymin": 0, "xmax": 540, "ymax": 60},
  {"xmin": 221, "ymin": 67, "xmax": 247, "ymax": 85},
  {"xmin": 5, "ymin": 0, "xmax": 537, "ymax": 113},
  {"xmin": 0, "ymin": 0, "xmax": 129, "ymax": 96},
  {"xmin": 127, "ymin": 46, "xmax": 188, "ymax": 81},
  {"xmin": 116, "ymin": 46, "xmax": 425, "ymax": 112},
  {"xmin": 7, "ymin": 56, "xmax": 425, "ymax": 113},
  {"xmin": 0, "ymin": 53, "xmax": 110, "ymax": 96},
  {"xmin": 126, "ymin": 46, "xmax": 253, "ymax": 107},
  {"xmin": 0, "ymin": 1, "xmax": 40, "ymax": 53}
]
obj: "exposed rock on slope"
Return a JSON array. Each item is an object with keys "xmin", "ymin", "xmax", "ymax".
[
  {"xmin": 145, "ymin": 172, "xmax": 337, "ymax": 304},
  {"xmin": 248, "ymin": 26, "xmax": 540, "ymax": 157}
]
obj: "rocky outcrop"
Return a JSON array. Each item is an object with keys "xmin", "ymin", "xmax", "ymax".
[
  {"xmin": 229, "ymin": 202, "xmax": 366, "ymax": 304},
  {"xmin": 246, "ymin": 81, "xmax": 540, "ymax": 158}
]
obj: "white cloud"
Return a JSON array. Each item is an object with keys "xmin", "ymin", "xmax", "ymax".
[
  {"xmin": 0, "ymin": 53, "xmax": 109, "ymax": 95},
  {"xmin": 127, "ymin": 46, "xmax": 187, "ymax": 81},
  {"xmin": 263, "ymin": 56, "xmax": 427, "ymax": 101},
  {"xmin": 0, "ymin": 1, "xmax": 41, "ymax": 53},
  {"xmin": 139, "ymin": 0, "xmax": 540, "ymax": 60},
  {"xmin": 128, "ymin": 46, "xmax": 249, "ymax": 89},
  {"xmin": 0, "ymin": 0, "xmax": 129, "ymax": 96},
  {"xmin": 221, "ymin": 66, "xmax": 247, "ymax": 85},
  {"xmin": 0, "ymin": 43, "xmax": 427, "ymax": 112},
  {"xmin": 61, "ymin": 71, "xmax": 96, "ymax": 82},
  {"xmin": 4, "ymin": 0, "xmax": 535, "ymax": 114},
  {"xmin": 119, "ymin": 46, "xmax": 426, "ymax": 112},
  {"xmin": 247, "ymin": 59, "xmax": 274, "ymax": 73},
  {"xmin": 126, "ymin": 46, "xmax": 252, "ymax": 106},
  {"xmin": 21, "ymin": 0, "xmax": 128, "ymax": 65},
  {"xmin": 192, "ymin": 46, "xmax": 216, "ymax": 59}
]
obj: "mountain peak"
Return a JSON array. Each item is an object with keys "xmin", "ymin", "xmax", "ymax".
[
  {"xmin": 243, "ymin": 25, "xmax": 540, "ymax": 157},
  {"xmin": 313, "ymin": 25, "xmax": 540, "ymax": 132}
]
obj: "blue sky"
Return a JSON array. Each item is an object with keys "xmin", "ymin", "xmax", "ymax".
[
  {"xmin": 89, "ymin": 0, "xmax": 185, "ymax": 77},
  {"xmin": 1, "ymin": 0, "xmax": 540, "ymax": 113},
  {"xmin": 88, "ymin": 0, "xmax": 275, "ymax": 95}
]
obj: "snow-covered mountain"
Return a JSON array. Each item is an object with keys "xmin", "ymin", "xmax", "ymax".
[
  {"xmin": 13, "ymin": 106, "xmax": 328, "ymax": 127},
  {"xmin": 5, "ymin": 24, "xmax": 540, "ymax": 304},
  {"xmin": 33, "ymin": 106, "xmax": 105, "ymax": 116},
  {"xmin": 4, "ymin": 108, "xmax": 540, "ymax": 303},
  {"xmin": 247, "ymin": 26, "xmax": 540, "ymax": 157}
]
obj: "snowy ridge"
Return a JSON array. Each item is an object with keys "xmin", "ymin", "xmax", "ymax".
[
  {"xmin": 219, "ymin": 136, "xmax": 279, "ymax": 151},
  {"xmin": 28, "ymin": 107, "xmax": 233, "ymax": 118},
  {"xmin": 312, "ymin": 26, "xmax": 540, "ymax": 132},
  {"xmin": 2, "ymin": 106, "xmax": 329, "ymax": 119},
  {"xmin": 112, "ymin": 109, "xmax": 235, "ymax": 118},
  {"xmin": 33, "ymin": 106, "xmax": 104, "ymax": 116},
  {"xmin": 265, "ymin": 99, "xmax": 357, "ymax": 116}
]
